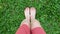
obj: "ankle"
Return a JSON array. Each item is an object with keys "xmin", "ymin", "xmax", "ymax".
[{"xmin": 31, "ymin": 16, "xmax": 35, "ymax": 19}]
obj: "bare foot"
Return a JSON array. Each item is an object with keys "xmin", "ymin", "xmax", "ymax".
[
  {"xmin": 24, "ymin": 7, "xmax": 30, "ymax": 20},
  {"xmin": 30, "ymin": 7, "xmax": 36, "ymax": 19}
]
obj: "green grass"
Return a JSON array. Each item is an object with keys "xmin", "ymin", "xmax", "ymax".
[{"xmin": 0, "ymin": 0, "xmax": 60, "ymax": 34}]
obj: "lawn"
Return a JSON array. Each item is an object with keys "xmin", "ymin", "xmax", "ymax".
[{"xmin": 0, "ymin": 0, "xmax": 60, "ymax": 34}]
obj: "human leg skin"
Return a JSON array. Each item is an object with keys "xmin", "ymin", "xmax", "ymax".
[{"xmin": 30, "ymin": 7, "xmax": 46, "ymax": 34}]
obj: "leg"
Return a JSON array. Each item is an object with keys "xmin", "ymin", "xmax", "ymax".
[
  {"xmin": 30, "ymin": 7, "xmax": 41, "ymax": 29},
  {"xmin": 30, "ymin": 7, "xmax": 46, "ymax": 34},
  {"xmin": 21, "ymin": 7, "xmax": 30, "ymax": 27},
  {"xmin": 16, "ymin": 7, "xmax": 30, "ymax": 34}
]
